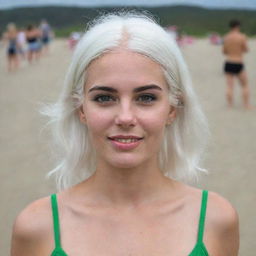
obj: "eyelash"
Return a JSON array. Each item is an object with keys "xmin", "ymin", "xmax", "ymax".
[
  {"xmin": 137, "ymin": 94, "xmax": 157, "ymax": 103},
  {"xmin": 92, "ymin": 94, "xmax": 157, "ymax": 104},
  {"xmin": 93, "ymin": 94, "xmax": 115, "ymax": 103}
]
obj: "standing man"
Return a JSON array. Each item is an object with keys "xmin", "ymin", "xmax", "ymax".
[{"xmin": 223, "ymin": 19, "xmax": 251, "ymax": 109}]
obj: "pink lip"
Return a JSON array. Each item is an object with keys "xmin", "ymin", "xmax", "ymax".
[{"xmin": 108, "ymin": 135, "xmax": 143, "ymax": 151}]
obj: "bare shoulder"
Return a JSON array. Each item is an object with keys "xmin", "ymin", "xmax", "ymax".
[
  {"xmin": 11, "ymin": 196, "xmax": 53, "ymax": 255},
  {"xmin": 207, "ymin": 191, "xmax": 239, "ymax": 229},
  {"xmin": 222, "ymin": 34, "xmax": 230, "ymax": 50},
  {"xmin": 206, "ymin": 191, "xmax": 239, "ymax": 255}
]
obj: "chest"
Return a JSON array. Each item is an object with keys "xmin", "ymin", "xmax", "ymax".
[{"xmin": 59, "ymin": 210, "xmax": 198, "ymax": 256}]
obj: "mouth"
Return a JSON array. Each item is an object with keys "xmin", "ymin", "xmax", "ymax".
[{"xmin": 108, "ymin": 135, "xmax": 143, "ymax": 146}]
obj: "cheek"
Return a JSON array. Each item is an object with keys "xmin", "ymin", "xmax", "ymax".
[
  {"xmin": 139, "ymin": 106, "xmax": 169, "ymax": 133},
  {"xmin": 84, "ymin": 107, "xmax": 112, "ymax": 136}
]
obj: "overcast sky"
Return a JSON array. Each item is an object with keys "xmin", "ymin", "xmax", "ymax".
[{"xmin": 1, "ymin": 0, "xmax": 256, "ymax": 9}]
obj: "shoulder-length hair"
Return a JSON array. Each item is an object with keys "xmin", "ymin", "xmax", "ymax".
[{"xmin": 44, "ymin": 11, "xmax": 209, "ymax": 190}]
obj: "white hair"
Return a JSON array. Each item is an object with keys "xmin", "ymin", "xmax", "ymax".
[{"xmin": 43, "ymin": 11, "xmax": 209, "ymax": 190}]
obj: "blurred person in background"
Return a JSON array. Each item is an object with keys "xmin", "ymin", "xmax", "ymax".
[
  {"xmin": 17, "ymin": 27, "xmax": 27, "ymax": 61},
  {"xmin": 40, "ymin": 19, "xmax": 53, "ymax": 55},
  {"xmin": 223, "ymin": 19, "xmax": 252, "ymax": 109},
  {"xmin": 209, "ymin": 32, "xmax": 222, "ymax": 45},
  {"xmin": 11, "ymin": 12, "xmax": 239, "ymax": 256},
  {"xmin": 68, "ymin": 31, "xmax": 81, "ymax": 50},
  {"xmin": 4, "ymin": 23, "xmax": 19, "ymax": 72},
  {"xmin": 26, "ymin": 24, "xmax": 42, "ymax": 63}
]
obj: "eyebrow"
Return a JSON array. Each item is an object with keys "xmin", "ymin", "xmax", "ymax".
[
  {"xmin": 134, "ymin": 85, "xmax": 162, "ymax": 93},
  {"xmin": 88, "ymin": 84, "xmax": 162, "ymax": 93}
]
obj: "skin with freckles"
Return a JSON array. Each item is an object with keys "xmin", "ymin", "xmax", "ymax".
[{"xmin": 11, "ymin": 49, "xmax": 239, "ymax": 256}]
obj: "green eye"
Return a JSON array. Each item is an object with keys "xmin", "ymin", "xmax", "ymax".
[
  {"xmin": 93, "ymin": 95, "xmax": 115, "ymax": 102},
  {"xmin": 137, "ymin": 94, "xmax": 157, "ymax": 103}
]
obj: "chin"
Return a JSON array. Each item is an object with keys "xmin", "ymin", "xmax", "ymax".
[{"xmin": 107, "ymin": 155, "xmax": 145, "ymax": 169}]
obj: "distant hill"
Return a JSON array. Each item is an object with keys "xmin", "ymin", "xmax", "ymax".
[{"xmin": 1, "ymin": 5, "xmax": 256, "ymax": 37}]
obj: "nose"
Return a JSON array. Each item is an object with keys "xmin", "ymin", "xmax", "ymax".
[{"xmin": 114, "ymin": 100, "xmax": 137, "ymax": 128}]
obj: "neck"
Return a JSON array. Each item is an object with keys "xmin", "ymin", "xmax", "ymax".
[
  {"xmin": 231, "ymin": 27, "xmax": 240, "ymax": 33},
  {"xmin": 85, "ymin": 160, "xmax": 174, "ymax": 207}
]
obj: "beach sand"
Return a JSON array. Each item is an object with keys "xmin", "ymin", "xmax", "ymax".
[{"xmin": 0, "ymin": 38, "xmax": 255, "ymax": 255}]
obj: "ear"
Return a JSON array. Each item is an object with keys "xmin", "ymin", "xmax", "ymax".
[
  {"xmin": 79, "ymin": 106, "xmax": 87, "ymax": 124},
  {"xmin": 166, "ymin": 106, "xmax": 176, "ymax": 125}
]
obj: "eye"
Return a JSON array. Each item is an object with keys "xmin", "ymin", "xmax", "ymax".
[
  {"xmin": 93, "ymin": 94, "xmax": 116, "ymax": 103},
  {"xmin": 137, "ymin": 94, "xmax": 157, "ymax": 104}
]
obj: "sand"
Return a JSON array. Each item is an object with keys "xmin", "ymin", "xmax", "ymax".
[{"xmin": 0, "ymin": 38, "xmax": 255, "ymax": 255}]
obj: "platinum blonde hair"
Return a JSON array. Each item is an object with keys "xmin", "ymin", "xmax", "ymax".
[{"xmin": 44, "ymin": 11, "xmax": 209, "ymax": 190}]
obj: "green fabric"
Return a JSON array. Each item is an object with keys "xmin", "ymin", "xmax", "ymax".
[
  {"xmin": 51, "ymin": 247, "xmax": 68, "ymax": 256},
  {"xmin": 50, "ymin": 190, "xmax": 209, "ymax": 256},
  {"xmin": 50, "ymin": 194, "xmax": 68, "ymax": 256},
  {"xmin": 189, "ymin": 242, "xmax": 209, "ymax": 256},
  {"xmin": 188, "ymin": 190, "xmax": 209, "ymax": 256}
]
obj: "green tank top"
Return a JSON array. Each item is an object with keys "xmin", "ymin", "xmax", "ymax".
[{"xmin": 51, "ymin": 190, "xmax": 209, "ymax": 256}]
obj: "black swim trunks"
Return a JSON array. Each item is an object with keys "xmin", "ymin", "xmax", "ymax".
[
  {"xmin": 224, "ymin": 61, "xmax": 244, "ymax": 74},
  {"xmin": 8, "ymin": 47, "xmax": 16, "ymax": 55}
]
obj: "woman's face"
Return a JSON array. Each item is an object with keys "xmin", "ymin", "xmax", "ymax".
[{"xmin": 80, "ymin": 49, "xmax": 175, "ymax": 169}]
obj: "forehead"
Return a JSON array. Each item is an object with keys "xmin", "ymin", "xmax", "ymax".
[{"xmin": 84, "ymin": 49, "xmax": 168, "ymax": 92}]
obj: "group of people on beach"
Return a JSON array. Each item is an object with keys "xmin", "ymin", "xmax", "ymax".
[
  {"xmin": 3, "ymin": 19, "xmax": 53, "ymax": 72},
  {"xmin": 3, "ymin": 17, "xmax": 252, "ymax": 110}
]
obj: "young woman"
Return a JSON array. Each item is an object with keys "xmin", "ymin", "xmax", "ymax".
[
  {"xmin": 26, "ymin": 24, "xmax": 42, "ymax": 63},
  {"xmin": 11, "ymin": 13, "xmax": 239, "ymax": 256},
  {"xmin": 5, "ymin": 23, "xmax": 19, "ymax": 71}
]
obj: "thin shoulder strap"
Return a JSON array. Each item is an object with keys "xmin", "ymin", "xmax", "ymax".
[
  {"xmin": 197, "ymin": 190, "xmax": 208, "ymax": 243},
  {"xmin": 51, "ymin": 194, "xmax": 61, "ymax": 248}
]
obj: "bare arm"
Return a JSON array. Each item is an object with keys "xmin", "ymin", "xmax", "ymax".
[
  {"xmin": 11, "ymin": 198, "xmax": 53, "ymax": 256},
  {"xmin": 207, "ymin": 192, "xmax": 239, "ymax": 256},
  {"xmin": 1, "ymin": 32, "xmax": 9, "ymax": 46},
  {"xmin": 11, "ymin": 209, "xmax": 42, "ymax": 256},
  {"xmin": 219, "ymin": 203, "xmax": 239, "ymax": 255},
  {"xmin": 242, "ymin": 35, "xmax": 248, "ymax": 52},
  {"xmin": 222, "ymin": 37, "xmax": 227, "ymax": 55}
]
